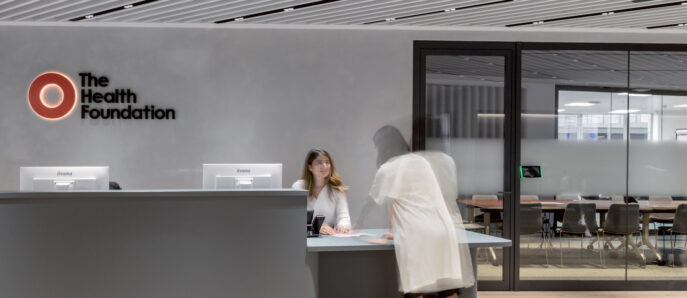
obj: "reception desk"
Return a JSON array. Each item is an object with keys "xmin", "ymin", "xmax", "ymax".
[
  {"xmin": 308, "ymin": 229, "xmax": 511, "ymax": 298},
  {"xmin": 0, "ymin": 190, "xmax": 510, "ymax": 298},
  {"xmin": 0, "ymin": 189, "xmax": 314, "ymax": 298}
]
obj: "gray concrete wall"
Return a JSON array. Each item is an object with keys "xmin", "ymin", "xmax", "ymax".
[{"xmin": 1, "ymin": 23, "xmax": 687, "ymax": 227}]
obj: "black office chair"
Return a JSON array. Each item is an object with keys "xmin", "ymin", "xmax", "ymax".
[
  {"xmin": 521, "ymin": 202, "xmax": 550, "ymax": 266},
  {"xmin": 602, "ymin": 203, "xmax": 645, "ymax": 267},
  {"xmin": 669, "ymin": 204, "xmax": 687, "ymax": 267},
  {"xmin": 109, "ymin": 181, "xmax": 122, "ymax": 190},
  {"xmin": 556, "ymin": 203, "xmax": 603, "ymax": 266}
]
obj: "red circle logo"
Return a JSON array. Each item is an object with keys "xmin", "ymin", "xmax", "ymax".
[{"xmin": 27, "ymin": 72, "xmax": 78, "ymax": 120}]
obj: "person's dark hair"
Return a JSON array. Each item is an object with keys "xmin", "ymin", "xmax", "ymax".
[
  {"xmin": 373, "ymin": 125, "xmax": 410, "ymax": 167},
  {"xmin": 109, "ymin": 181, "xmax": 122, "ymax": 190},
  {"xmin": 300, "ymin": 149, "xmax": 345, "ymax": 197}
]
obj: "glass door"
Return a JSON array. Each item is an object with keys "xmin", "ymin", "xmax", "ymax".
[{"xmin": 415, "ymin": 44, "xmax": 515, "ymax": 290}]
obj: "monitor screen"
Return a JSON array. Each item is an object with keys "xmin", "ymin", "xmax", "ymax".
[
  {"xmin": 19, "ymin": 166, "xmax": 110, "ymax": 191},
  {"xmin": 202, "ymin": 164, "xmax": 282, "ymax": 190},
  {"xmin": 520, "ymin": 165, "xmax": 542, "ymax": 178}
]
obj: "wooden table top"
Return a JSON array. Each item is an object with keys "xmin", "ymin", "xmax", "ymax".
[{"xmin": 458, "ymin": 199, "xmax": 685, "ymax": 213}]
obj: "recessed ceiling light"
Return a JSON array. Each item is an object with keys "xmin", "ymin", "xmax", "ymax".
[
  {"xmin": 85, "ymin": 14, "xmax": 94, "ymax": 19},
  {"xmin": 565, "ymin": 102, "xmax": 597, "ymax": 107},
  {"xmin": 385, "ymin": 18, "xmax": 395, "ymax": 22},
  {"xmin": 123, "ymin": 4, "xmax": 133, "ymax": 9},
  {"xmin": 609, "ymin": 109, "xmax": 640, "ymax": 114},
  {"xmin": 234, "ymin": 17, "xmax": 244, "ymax": 21},
  {"xmin": 616, "ymin": 92, "xmax": 652, "ymax": 96},
  {"xmin": 444, "ymin": 8, "xmax": 456, "ymax": 12},
  {"xmin": 284, "ymin": 7, "xmax": 294, "ymax": 12}
]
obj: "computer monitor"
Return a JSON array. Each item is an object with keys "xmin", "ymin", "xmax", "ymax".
[
  {"xmin": 19, "ymin": 166, "xmax": 110, "ymax": 191},
  {"xmin": 202, "ymin": 164, "xmax": 282, "ymax": 190}
]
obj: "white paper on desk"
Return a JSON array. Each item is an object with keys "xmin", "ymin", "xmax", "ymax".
[{"xmin": 330, "ymin": 232, "xmax": 375, "ymax": 238}]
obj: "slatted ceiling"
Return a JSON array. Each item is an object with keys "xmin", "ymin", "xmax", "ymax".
[
  {"xmin": 252, "ymin": 0, "xmax": 418, "ymax": 24},
  {"xmin": 117, "ymin": 0, "xmax": 235, "ymax": 23},
  {"xmin": 251, "ymin": 0, "xmax": 488, "ymax": 25},
  {"xmin": 534, "ymin": 5, "xmax": 687, "ymax": 28},
  {"xmin": 28, "ymin": 0, "xmax": 130, "ymax": 22},
  {"xmin": 0, "ymin": 0, "xmax": 66, "ymax": 20},
  {"xmin": 391, "ymin": 0, "xmax": 551, "ymax": 26},
  {"xmin": 190, "ymin": 0, "xmax": 318, "ymax": 23},
  {"xmin": 192, "ymin": 0, "xmax": 319, "ymax": 24},
  {"xmin": 146, "ymin": 0, "xmax": 249, "ymax": 23},
  {"xmin": 13, "ymin": 0, "xmax": 87, "ymax": 21},
  {"xmin": 22, "ymin": 0, "xmax": 107, "ymax": 21},
  {"xmin": 253, "ymin": 0, "xmax": 423, "ymax": 25},
  {"xmin": 91, "ymin": 0, "xmax": 192, "ymax": 22},
  {"xmin": 247, "ymin": 0, "xmax": 367, "ymax": 24},
  {"xmin": 392, "ymin": 0, "xmax": 654, "ymax": 26},
  {"xmin": 0, "ymin": 0, "xmax": 684, "ymax": 30}
]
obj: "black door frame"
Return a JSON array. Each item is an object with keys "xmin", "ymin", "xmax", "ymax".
[
  {"xmin": 413, "ymin": 40, "xmax": 687, "ymax": 291},
  {"xmin": 414, "ymin": 41, "xmax": 518, "ymax": 291}
]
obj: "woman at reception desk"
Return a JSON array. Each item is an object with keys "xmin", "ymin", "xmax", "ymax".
[{"xmin": 292, "ymin": 148, "xmax": 351, "ymax": 235}]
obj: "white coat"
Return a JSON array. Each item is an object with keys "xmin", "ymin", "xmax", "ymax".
[{"xmin": 369, "ymin": 153, "xmax": 474, "ymax": 294}]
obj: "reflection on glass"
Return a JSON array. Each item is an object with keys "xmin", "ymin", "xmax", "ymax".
[{"xmin": 425, "ymin": 55, "xmax": 505, "ymax": 281}]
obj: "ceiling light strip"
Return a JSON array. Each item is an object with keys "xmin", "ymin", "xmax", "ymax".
[
  {"xmin": 215, "ymin": 0, "xmax": 340, "ymax": 24},
  {"xmin": 506, "ymin": 1, "xmax": 687, "ymax": 27},
  {"xmin": 363, "ymin": 0, "xmax": 512, "ymax": 25},
  {"xmin": 69, "ymin": 0, "xmax": 159, "ymax": 21}
]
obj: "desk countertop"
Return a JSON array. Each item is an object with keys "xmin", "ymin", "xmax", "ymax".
[{"xmin": 307, "ymin": 228, "xmax": 511, "ymax": 252}]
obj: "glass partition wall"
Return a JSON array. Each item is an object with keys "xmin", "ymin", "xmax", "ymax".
[
  {"xmin": 415, "ymin": 42, "xmax": 687, "ymax": 291},
  {"xmin": 521, "ymin": 50, "xmax": 631, "ymax": 281},
  {"xmin": 421, "ymin": 49, "xmax": 513, "ymax": 289},
  {"xmin": 627, "ymin": 52, "xmax": 687, "ymax": 282}
]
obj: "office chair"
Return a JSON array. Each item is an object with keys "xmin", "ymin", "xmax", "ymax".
[
  {"xmin": 521, "ymin": 202, "xmax": 551, "ymax": 266},
  {"xmin": 556, "ymin": 203, "xmax": 603, "ymax": 266},
  {"xmin": 669, "ymin": 204, "xmax": 687, "ymax": 267},
  {"xmin": 649, "ymin": 195, "xmax": 674, "ymax": 249},
  {"xmin": 602, "ymin": 203, "xmax": 645, "ymax": 267}
]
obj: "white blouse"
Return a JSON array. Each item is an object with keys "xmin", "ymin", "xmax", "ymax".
[{"xmin": 292, "ymin": 179, "xmax": 352, "ymax": 229}]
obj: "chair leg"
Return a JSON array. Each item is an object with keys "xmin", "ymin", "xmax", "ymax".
[
  {"xmin": 671, "ymin": 231, "xmax": 676, "ymax": 267},
  {"xmin": 543, "ymin": 231, "xmax": 549, "ymax": 266},
  {"xmin": 597, "ymin": 233, "xmax": 604, "ymax": 266},
  {"xmin": 559, "ymin": 232, "xmax": 563, "ymax": 266},
  {"xmin": 628, "ymin": 234, "xmax": 646, "ymax": 267}
]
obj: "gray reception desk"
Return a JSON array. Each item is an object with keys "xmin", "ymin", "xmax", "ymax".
[{"xmin": 0, "ymin": 190, "xmax": 510, "ymax": 298}]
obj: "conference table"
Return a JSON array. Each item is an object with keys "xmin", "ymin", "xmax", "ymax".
[{"xmin": 458, "ymin": 199, "xmax": 686, "ymax": 263}]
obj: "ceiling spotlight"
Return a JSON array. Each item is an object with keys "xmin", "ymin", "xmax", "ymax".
[
  {"xmin": 123, "ymin": 4, "xmax": 134, "ymax": 9},
  {"xmin": 283, "ymin": 7, "xmax": 294, "ymax": 12}
]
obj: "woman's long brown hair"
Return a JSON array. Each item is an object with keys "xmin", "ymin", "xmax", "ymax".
[{"xmin": 300, "ymin": 149, "xmax": 346, "ymax": 197}]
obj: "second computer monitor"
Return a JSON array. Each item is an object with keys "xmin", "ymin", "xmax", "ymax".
[
  {"xmin": 202, "ymin": 164, "xmax": 282, "ymax": 190},
  {"xmin": 19, "ymin": 166, "xmax": 110, "ymax": 191}
]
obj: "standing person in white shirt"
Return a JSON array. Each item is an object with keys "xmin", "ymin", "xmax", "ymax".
[{"xmin": 292, "ymin": 149, "xmax": 352, "ymax": 235}]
